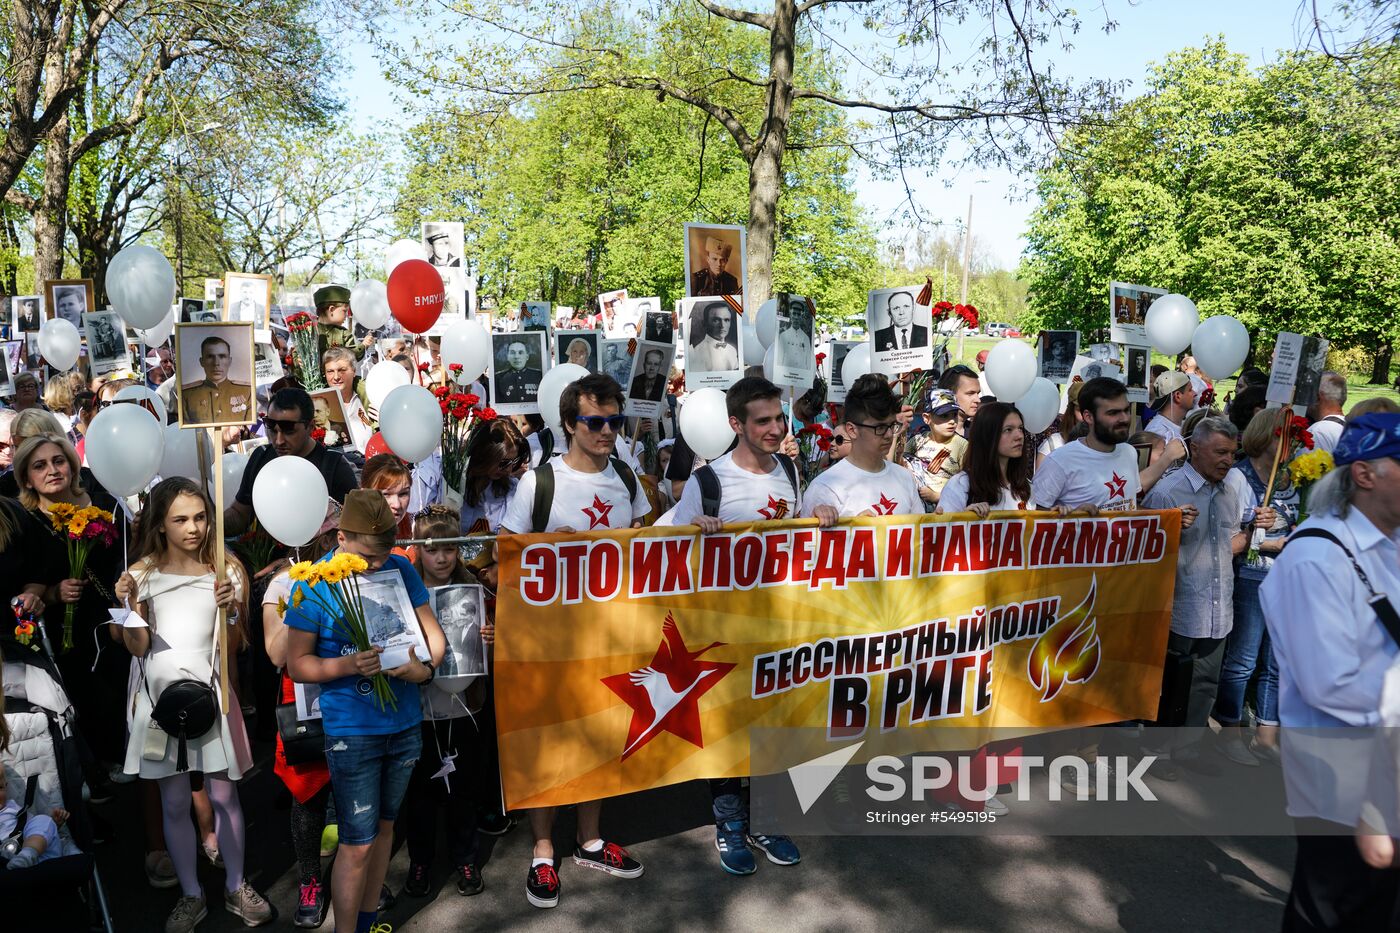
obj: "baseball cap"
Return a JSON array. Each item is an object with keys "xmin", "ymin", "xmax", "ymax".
[
  {"xmin": 924, "ymin": 389, "xmax": 960, "ymax": 418},
  {"xmin": 339, "ymin": 489, "xmax": 397, "ymax": 535},
  {"xmin": 1152, "ymin": 370, "xmax": 1191, "ymax": 403}
]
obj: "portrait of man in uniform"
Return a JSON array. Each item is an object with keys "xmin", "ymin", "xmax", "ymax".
[
  {"xmin": 422, "ymin": 221, "xmax": 464, "ymax": 269},
  {"xmin": 176, "ymin": 322, "xmax": 256, "ymax": 428},
  {"xmin": 684, "ymin": 223, "xmax": 745, "ymax": 298},
  {"xmin": 84, "ymin": 310, "xmax": 127, "ymax": 374},
  {"xmin": 489, "ymin": 331, "xmax": 548, "ymax": 414}
]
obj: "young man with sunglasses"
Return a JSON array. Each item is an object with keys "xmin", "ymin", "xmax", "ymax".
[
  {"xmin": 499, "ymin": 372, "xmax": 649, "ymax": 908},
  {"xmin": 225, "ymin": 387, "xmax": 359, "ymax": 536},
  {"xmin": 803, "ymin": 373, "xmax": 922, "ymax": 518}
]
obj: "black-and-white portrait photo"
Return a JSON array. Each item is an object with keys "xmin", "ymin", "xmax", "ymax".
[
  {"xmin": 431, "ymin": 584, "xmax": 485, "ymax": 679},
  {"xmin": 423, "ymin": 221, "xmax": 464, "ymax": 269},
  {"xmin": 520, "ymin": 300, "xmax": 551, "ymax": 332},
  {"xmin": 0, "ymin": 342, "xmax": 12, "ymax": 397},
  {"xmin": 489, "ymin": 331, "xmax": 548, "ymax": 414},
  {"xmin": 1087, "ymin": 343, "xmax": 1115, "ymax": 364},
  {"xmin": 683, "ymin": 297, "xmax": 743, "ymax": 387},
  {"xmin": 4, "ymin": 341, "xmax": 21, "ymax": 380},
  {"xmin": 24, "ymin": 334, "xmax": 42, "ymax": 370},
  {"xmin": 0, "ymin": 296, "xmax": 9, "ymax": 336},
  {"xmin": 773, "ymin": 294, "xmax": 815, "ymax": 389},
  {"xmin": 84, "ymin": 310, "xmax": 127, "ymax": 374},
  {"xmin": 625, "ymin": 340, "xmax": 670, "ymax": 419},
  {"xmin": 359, "ymin": 569, "xmax": 429, "ymax": 669},
  {"xmin": 642, "ymin": 310, "xmax": 673, "ymax": 345},
  {"xmin": 180, "ymin": 297, "xmax": 207, "ymax": 324},
  {"xmin": 555, "ymin": 330, "xmax": 599, "ymax": 371},
  {"xmin": 1124, "ymin": 346, "xmax": 1149, "ymax": 402},
  {"xmin": 601, "ymin": 338, "xmax": 632, "ymax": 388},
  {"xmin": 866, "ymin": 286, "xmax": 932, "ymax": 374},
  {"xmin": 1039, "ymin": 330, "xmax": 1080, "ymax": 384},
  {"xmin": 47, "ymin": 280, "xmax": 93, "ymax": 331},
  {"xmin": 1071, "ymin": 355, "xmax": 1121, "ymax": 385},
  {"xmin": 684, "ymin": 223, "xmax": 745, "ymax": 297},
  {"xmin": 595, "ymin": 289, "xmax": 629, "ymax": 336},
  {"xmin": 224, "ymin": 273, "xmax": 272, "ymax": 326},
  {"xmin": 14, "ymin": 295, "xmax": 42, "ymax": 333},
  {"xmin": 204, "ymin": 278, "xmax": 224, "ymax": 306}
]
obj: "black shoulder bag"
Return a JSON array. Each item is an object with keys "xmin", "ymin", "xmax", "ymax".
[
  {"xmin": 141, "ymin": 578, "xmax": 219, "ymax": 773},
  {"xmin": 274, "ymin": 672, "xmax": 325, "ymax": 766}
]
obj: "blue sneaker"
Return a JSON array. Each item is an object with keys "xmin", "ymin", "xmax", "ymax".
[
  {"xmin": 747, "ymin": 833, "xmax": 801, "ymax": 866},
  {"xmin": 715, "ymin": 821, "xmax": 756, "ymax": 875}
]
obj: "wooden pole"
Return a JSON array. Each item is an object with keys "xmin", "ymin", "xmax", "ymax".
[
  {"xmin": 1261, "ymin": 391, "xmax": 1295, "ymax": 506},
  {"xmin": 210, "ymin": 428, "xmax": 229, "ymax": 715}
]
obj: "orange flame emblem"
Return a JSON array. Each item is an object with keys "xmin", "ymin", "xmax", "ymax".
[{"xmin": 1028, "ymin": 578, "xmax": 1101, "ymax": 702}]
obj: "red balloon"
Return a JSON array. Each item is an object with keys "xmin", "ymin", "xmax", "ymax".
[
  {"xmin": 387, "ymin": 259, "xmax": 445, "ymax": 333},
  {"xmin": 364, "ymin": 431, "xmax": 391, "ymax": 459}
]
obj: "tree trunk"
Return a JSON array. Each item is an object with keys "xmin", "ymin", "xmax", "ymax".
[
  {"xmin": 1370, "ymin": 339, "xmax": 1393, "ymax": 385},
  {"xmin": 742, "ymin": 0, "xmax": 796, "ymax": 315},
  {"xmin": 32, "ymin": 114, "xmax": 72, "ymax": 285}
]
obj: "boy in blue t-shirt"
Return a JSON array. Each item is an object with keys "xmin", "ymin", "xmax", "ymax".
[{"xmin": 286, "ymin": 490, "xmax": 445, "ymax": 933}]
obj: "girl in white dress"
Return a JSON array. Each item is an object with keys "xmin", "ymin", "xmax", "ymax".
[{"xmin": 114, "ymin": 477, "xmax": 272, "ymax": 931}]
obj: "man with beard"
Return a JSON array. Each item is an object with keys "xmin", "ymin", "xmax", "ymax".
[{"xmin": 1032, "ymin": 376, "xmax": 1147, "ymax": 513}]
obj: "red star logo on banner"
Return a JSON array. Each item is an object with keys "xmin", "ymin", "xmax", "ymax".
[
  {"xmin": 601, "ymin": 615, "xmax": 735, "ymax": 761},
  {"xmin": 582, "ymin": 495, "xmax": 614, "ymax": 529},
  {"xmin": 758, "ymin": 494, "xmax": 789, "ymax": 520},
  {"xmin": 1104, "ymin": 472, "xmax": 1128, "ymax": 500},
  {"xmin": 872, "ymin": 493, "xmax": 898, "ymax": 516}
]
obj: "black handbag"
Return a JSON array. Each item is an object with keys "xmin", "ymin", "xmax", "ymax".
[
  {"xmin": 274, "ymin": 674, "xmax": 325, "ymax": 766},
  {"xmin": 149, "ymin": 679, "xmax": 218, "ymax": 773}
]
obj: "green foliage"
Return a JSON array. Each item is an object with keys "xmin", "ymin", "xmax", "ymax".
[{"xmin": 1021, "ymin": 39, "xmax": 1400, "ymax": 362}]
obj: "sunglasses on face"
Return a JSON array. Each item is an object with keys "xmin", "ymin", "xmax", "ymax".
[
  {"xmin": 830, "ymin": 435, "xmax": 847, "ymax": 447},
  {"xmin": 850, "ymin": 420, "xmax": 899, "ymax": 437},
  {"xmin": 265, "ymin": 418, "xmax": 308, "ymax": 436},
  {"xmin": 575, "ymin": 414, "xmax": 626, "ymax": 433}
]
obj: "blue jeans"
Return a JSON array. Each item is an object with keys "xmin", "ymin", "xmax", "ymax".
[
  {"xmin": 324, "ymin": 726, "xmax": 422, "ymax": 845},
  {"xmin": 1214, "ymin": 576, "xmax": 1279, "ymax": 727},
  {"xmin": 710, "ymin": 777, "xmax": 747, "ymax": 828}
]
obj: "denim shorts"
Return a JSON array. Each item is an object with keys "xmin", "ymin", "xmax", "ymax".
[{"xmin": 324, "ymin": 727, "xmax": 422, "ymax": 845}]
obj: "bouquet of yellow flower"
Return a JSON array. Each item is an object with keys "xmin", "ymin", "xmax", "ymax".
[
  {"xmin": 286, "ymin": 552, "xmax": 398, "ymax": 710},
  {"xmin": 1287, "ymin": 449, "xmax": 1335, "ymax": 523},
  {"xmin": 45, "ymin": 502, "xmax": 117, "ymax": 652}
]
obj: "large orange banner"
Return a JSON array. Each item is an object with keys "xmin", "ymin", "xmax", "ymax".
[{"xmin": 495, "ymin": 511, "xmax": 1180, "ymax": 810}]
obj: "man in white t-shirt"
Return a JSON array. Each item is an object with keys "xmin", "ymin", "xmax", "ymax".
[
  {"xmin": 1033, "ymin": 377, "xmax": 1153, "ymax": 514},
  {"xmin": 1306, "ymin": 370, "xmax": 1347, "ymax": 454},
  {"xmin": 528, "ymin": 421, "xmax": 643, "ymax": 473},
  {"xmin": 1144, "ymin": 370, "xmax": 1195, "ymax": 446},
  {"xmin": 671, "ymin": 376, "xmax": 837, "ymax": 875},
  {"xmin": 803, "ymin": 373, "xmax": 922, "ymax": 518},
  {"xmin": 499, "ymin": 373, "xmax": 648, "ymax": 908}
]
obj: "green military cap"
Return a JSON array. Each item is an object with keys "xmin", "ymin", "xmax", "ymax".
[{"xmin": 314, "ymin": 284, "xmax": 352, "ymax": 309}]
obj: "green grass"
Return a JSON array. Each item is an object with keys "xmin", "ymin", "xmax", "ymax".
[{"xmin": 943, "ymin": 335, "xmax": 1400, "ymax": 408}]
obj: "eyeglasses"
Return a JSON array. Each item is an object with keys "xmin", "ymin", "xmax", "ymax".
[
  {"xmin": 830, "ymin": 435, "xmax": 848, "ymax": 447},
  {"xmin": 850, "ymin": 420, "xmax": 900, "ymax": 437},
  {"xmin": 265, "ymin": 418, "xmax": 308, "ymax": 436},
  {"xmin": 575, "ymin": 414, "xmax": 626, "ymax": 433}
]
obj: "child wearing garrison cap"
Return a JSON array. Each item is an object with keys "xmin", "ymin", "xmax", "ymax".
[{"xmin": 314, "ymin": 284, "xmax": 369, "ymax": 362}]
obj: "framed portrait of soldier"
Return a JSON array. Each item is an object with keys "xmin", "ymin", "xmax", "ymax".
[
  {"xmin": 683, "ymin": 223, "xmax": 745, "ymax": 297},
  {"xmin": 44, "ymin": 279, "xmax": 94, "ymax": 332},
  {"xmin": 430, "ymin": 584, "xmax": 486, "ymax": 680},
  {"xmin": 1108, "ymin": 281, "xmax": 1166, "ymax": 346},
  {"xmin": 175, "ymin": 321, "xmax": 256, "ymax": 429},
  {"xmin": 682, "ymin": 296, "xmax": 744, "ymax": 389},
  {"xmin": 519, "ymin": 300, "xmax": 551, "ymax": 332},
  {"xmin": 309, "ymin": 388, "xmax": 353, "ymax": 449},
  {"xmin": 1123, "ymin": 346, "xmax": 1150, "ymax": 403},
  {"xmin": 223, "ymin": 272, "xmax": 272, "ymax": 327},
  {"xmin": 84, "ymin": 310, "xmax": 129, "ymax": 375},
  {"xmin": 555, "ymin": 330, "xmax": 600, "ymax": 372},
  {"xmin": 1039, "ymin": 330, "xmax": 1080, "ymax": 384},
  {"xmin": 488, "ymin": 331, "xmax": 549, "ymax": 415},
  {"xmin": 422, "ymin": 221, "xmax": 464, "ymax": 270},
  {"xmin": 595, "ymin": 289, "xmax": 629, "ymax": 336},
  {"xmin": 772, "ymin": 293, "xmax": 815, "ymax": 389},
  {"xmin": 14, "ymin": 295, "xmax": 43, "ymax": 334},
  {"xmin": 625, "ymin": 340, "xmax": 671, "ymax": 419},
  {"xmin": 600, "ymin": 338, "xmax": 632, "ymax": 389},
  {"xmin": 866, "ymin": 286, "xmax": 931, "ymax": 375}
]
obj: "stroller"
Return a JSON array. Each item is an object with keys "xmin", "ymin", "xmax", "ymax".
[{"xmin": 1, "ymin": 634, "xmax": 114, "ymax": 932}]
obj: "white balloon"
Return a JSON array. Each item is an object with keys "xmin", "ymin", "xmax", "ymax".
[
  {"xmin": 350, "ymin": 280, "xmax": 390, "ymax": 331},
  {"xmin": 136, "ymin": 308, "xmax": 175, "ymax": 347},
  {"xmin": 365, "ymin": 360, "xmax": 411, "ymax": 410},
  {"xmin": 755, "ymin": 298, "xmax": 778, "ymax": 348},
  {"xmin": 113, "ymin": 384, "xmax": 167, "ymax": 426},
  {"xmin": 985, "ymin": 339, "xmax": 1038, "ymax": 403},
  {"xmin": 85, "ymin": 404, "xmax": 165, "ymax": 497},
  {"xmin": 106, "ymin": 243, "xmax": 176, "ymax": 329},
  {"xmin": 1144, "ymin": 293, "xmax": 1199, "ymax": 355},
  {"xmin": 209, "ymin": 452, "xmax": 250, "ymax": 510},
  {"xmin": 379, "ymin": 385, "xmax": 442, "ymax": 463},
  {"xmin": 1191, "ymin": 315, "xmax": 1250, "ymax": 380},
  {"xmin": 252, "ymin": 455, "xmax": 329, "ymax": 547},
  {"xmin": 678, "ymin": 388, "xmax": 734, "ymax": 460},
  {"xmin": 440, "ymin": 318, "xmax": 492, "ymax": 382},
  {"xmin": 1015, "ymin": 377, "xmax": 1061, "ymax": 435},
  {"xmin": 762, "ymin": 342, "xmax": 777, "ymax": 382},
  {"xmin": 840, "ymin": 344, "xmax": 872, "ymax": 388},
  {"xmin": 386, "ymin": 239, "xmax": 427, "ymax": 273},
  {"xmin": 742, "ymin": 322, "xmax": 765, "ymax": 366},
  {"xmin": 538, "ymin": 363, "xmax": 590, "ymax": 427},
  {"xmin": 160, "ymin": 423, "xmax": 207, "ymax": 481},
  {"xmin": 37, "ymin": 318, "xmax": 81, "ymax": 371}
]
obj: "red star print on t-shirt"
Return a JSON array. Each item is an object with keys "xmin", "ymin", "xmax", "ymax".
[
  {"xmin": 582, "ymin": 495, "xmax": 614, "ymax": 529},
  {"xmin": 1104, "ymin": 472, "xmax": 1128, "ymax": 500},
  {"xmin": 871, "ymin": 493, "xmax": 898, "ymax": 516},
  {"xmin": 758, "ymin": 494, "xmax": 789, "ymax": 521}
]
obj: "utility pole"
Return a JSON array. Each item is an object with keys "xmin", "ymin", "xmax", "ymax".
[{"xmin": 958, "ymin": 194, "xmax": 973, "ymax": 363}]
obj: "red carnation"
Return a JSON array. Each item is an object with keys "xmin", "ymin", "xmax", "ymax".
[
  {"xmin": 815, "ymin": 352, "xmax": 827, "ymax": 364},
  {"xmin": 417, "ymin": 362, "xmax": 430, "ymax": 372},
  {"xmin": 478, "ymin": 407, "xmax": 497, "ymax": 421},
  {"xmin": 462, "ymin": 393, "xmax": 480, "ymax": 407},
  {"xmin": 311, "ymin": 427, "xmax": 326, "ymax": 442},
  {"xmin": 449, "ymin": 363, "xmax": 463, "ymax": 372}
]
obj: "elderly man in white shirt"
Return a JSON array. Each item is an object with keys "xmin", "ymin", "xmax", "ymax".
[
  {"xmin": 1307, "ymin": 370, "xmax": 1348, "ymax": 454},
  {"xmin": 1260, "ymin": 412, "xmax": 1400, "ymax": 931}
]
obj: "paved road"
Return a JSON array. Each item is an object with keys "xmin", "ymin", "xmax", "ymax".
[{"xmin": 36, "ymin": 735, "xmax": 1297, "ymax": 933}]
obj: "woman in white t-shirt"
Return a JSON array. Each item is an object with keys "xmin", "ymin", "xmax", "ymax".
[
  {"xmin": 938, "ymin": 402, "xmax": 1036, "ymax": 517},
  {"xmin": 460, "ymin": 419, "xmax": 527, "ymax": 534}
]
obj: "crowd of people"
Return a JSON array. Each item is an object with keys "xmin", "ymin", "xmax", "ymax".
[{"xmin": 1, "ymin": 285, "xmax": 1399, "ymax": 933}]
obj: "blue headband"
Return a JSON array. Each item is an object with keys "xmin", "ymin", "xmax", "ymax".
[{"xmin": 1333, "ymin": 412, "xmax": 1400, "ymax": 466}]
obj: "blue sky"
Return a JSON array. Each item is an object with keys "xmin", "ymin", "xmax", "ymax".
[{"xmin": 335, "ymin": 1, "xmax": 1339, "ymax": 269}]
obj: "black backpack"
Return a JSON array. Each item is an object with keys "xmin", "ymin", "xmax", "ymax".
[
  {"xmin": 530, "ymin": 457, "xmax": 640, "ymax": 534},
  {"xmin": 694, "ymin": 454, "xmax": 798, "ymax": 519}
]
